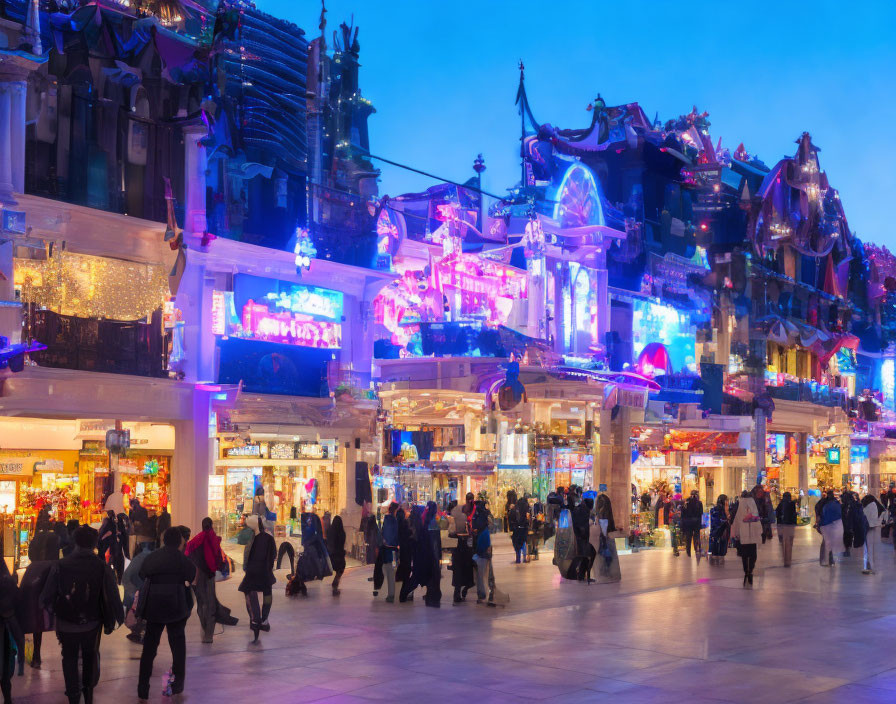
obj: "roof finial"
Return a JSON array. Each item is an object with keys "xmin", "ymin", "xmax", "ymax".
[{"xmin": 518, "ymin": 59, "xmax": 525, "ymax": 81}]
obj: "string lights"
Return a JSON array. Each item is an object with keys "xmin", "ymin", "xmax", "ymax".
[{"xmin": 16, "ymin": 250, "xmax": 170, "ymax": 321}]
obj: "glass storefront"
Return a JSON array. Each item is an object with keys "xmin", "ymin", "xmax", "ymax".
[
  {"xmin": 0, "ymin": 418, "xmax": 175, "ymax": 571},
  {"xmin": 212, "ymin": 438, "xmax": 339, "ymax": 539}
]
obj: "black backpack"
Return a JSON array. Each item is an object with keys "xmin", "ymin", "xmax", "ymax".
[{"xmin": 54, "ymin": 556, "xmax": 105, "ymax": 626}]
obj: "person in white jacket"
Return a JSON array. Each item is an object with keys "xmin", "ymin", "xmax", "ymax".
[
  {"xmin": 861, "ymin": 494, "xmax": 885, "ymax": 574},
  {"xmin": 730, "ymin": 490, "xmax": 762, "ymax": 587}
]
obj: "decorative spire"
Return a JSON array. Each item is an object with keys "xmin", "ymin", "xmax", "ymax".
[
  {"xmin": 319, "ymin": 0, "xmax": 327, "ymax": 50},
  {"xmin": 514, "ymin": 59, "xmax": 539, "ymax": 135},
  {"xmin": 22, "ymin": 0, "xmax": 42, "ymax": 57}
]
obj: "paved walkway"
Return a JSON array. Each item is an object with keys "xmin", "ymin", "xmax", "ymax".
[{"xmin": 16, "ymin": 526, "xmax": 896, "ymax": 703}]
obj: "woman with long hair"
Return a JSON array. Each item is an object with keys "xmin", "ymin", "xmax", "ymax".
[
  {"xmin": 861, "ymin": 493, "xmax": 886, "ymax": 574},
  {"xmin": 708, "ymin": 494, "xmax": 730, "ymax": 563},
  {"xmin": 239, "ymin": 515, "xmax": 276, "ymax": 642}
]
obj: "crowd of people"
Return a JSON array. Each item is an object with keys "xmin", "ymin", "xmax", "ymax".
[
  {"xmin": 1, "ymin": 493, "xmax": 332, "ymax": 704},
  {"xmin": 702, "ymin": 484, "xmax": 891, "ymax": 586},
  {"xmin": 4, "ymin": 482, "xmax": 896, "ymax": 702}
]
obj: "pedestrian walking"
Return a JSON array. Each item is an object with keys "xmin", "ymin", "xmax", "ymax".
[
  {"xmin": 681, "ymin": 490, "xmax": 704, "ymax": 558},
  {"xmin": 0, "ymin": 565, "xmax": 19, "ymax": 703},
  {"xmin": 817, "ymin": 490, "xmax": 843, "ymax": 566},
  {"xmin": 708, "ymin": 495, "xmax": 730, "ymax": 562},
  {"xmin": 185, "ymin": 517, "xmax": 226, "ymax": 642},
  {"xmin": 239, "ymin": 515, "xmax": 276, "ymax": 642},
  {"xmin": 395, "ymin": 506, "xmax": 415, "ymax": 602},
  {"xmin": 129, "ymin": 498, "xmax": 156, "ymax": 553},
  {"xmin": 591, "ymin": 493, "xmax": 621, "ymax": 583},
  {"xmin": 97, "ymin": 511, "xmax": 125, "ymax": 585},
  {"xmin": 752, "ymin": 485, "xmax": 775, "ymax": 544},
  {"xmin": 122, "ymin": 542, "xmax": 152, "ymax": 644},
  {"xmin": 449, "ymin": 494, "xmax": 475, "ymax": 603},
  {"xmin": 731, "ymin": 490, "xmax": 761, "ymax": 586},
  {"xmin": 155, "ymin": 506, "xmax": 171, "ymax": 547},
  {"xmin": 775, "ymin": 492, "xmax": 798, "ymax": 567},
  {"xmin": 327, "ymin": 515, "xmax": 347, "ymax": 596},
  {"xmin": 62, "ymin": 520, "xmax": 80, "ymax": 558},
  {"xmin": 471, "ymin": 500, "xmax": 498, "ymax": 605},
  {"xmin": 841, "ymin": 490, "xmax": 860, "ymax": 557},
  {"xmin": 39, "ymin": 525, "xmax": 123, "ymax": 704},
  {"xmin": 380, "ymin": 502, "xmax": 399, "ymax": 603},
  {"xmin": 251, "ymin": 486, "xmax": 271, "ymax": 518},
  {"xmin": 861, "ymin": 494, "xmax": 885, "ymax": 574},
  {"xmin": 18, "ymin": 528, "xmax": 60, "ymax": 669},
  {"xmin": 510, "ymin": 497, "xmax": 530, "ymax": 563},
  {"xmin": 136, "ymin": 527, "xmax": 197, "ymax": 700}
]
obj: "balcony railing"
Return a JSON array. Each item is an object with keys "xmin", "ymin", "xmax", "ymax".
[
  {"xmin": 26, "ymin": 307, "xmax": 169, "ymax": 378},
  {"xmin": 766, "ymin": 380, "xmax": 848, "ymax": 409}
]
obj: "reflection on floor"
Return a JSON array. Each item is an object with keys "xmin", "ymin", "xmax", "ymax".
[{"xmin": 16, "ymin": 526, "xmax": 896, "ymax": 703}]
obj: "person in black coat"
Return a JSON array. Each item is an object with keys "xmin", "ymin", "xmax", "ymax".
[
  {"xmin": 98, "ymin": 511, "xmax": 126, "ymax": 585},
  {"xmin": 18, "ymin": 529, "xmax": 61, "ymax": 669},
  {"xmin": 394, "ymin": 507, "xmax": 414, "ymax": 594},
  {"xmin": 510, "ymin": 498, "xmax": 529, "ymax": 564},
  {"xmin": 0, "ymin": 568, "xmax": 19, "ymax": 704},
  {"xmin": 239, "ymin": 515, "xmax": 276, "ymax": 642},
  {"xmin": 40, "ymin": 525, "xmax": 123, "ymax": 704},
  {"xmin": 708, "ymin": 495, "xmax": 730, "ymax": 562},
  {"xmin": 681, "ymin": 491, "xmax": 704, "ymax": 558},
  {"xmin": 399, "ymin": 506, "xmax": 435, "ymax": 604},
  {"xmin": 136, "ymin": 527, "xmax": 197, "ymax": 700},
  {"xmin": 327, "ymin": 515, "xmax": 347, "ymax": 596},
  {"xmin": 841, "ymin": 490, "xmax": 864, "ymax": 555},
  {"xmin": 572, "ymin": 498, "xmax": 593, "ymax": 581}
]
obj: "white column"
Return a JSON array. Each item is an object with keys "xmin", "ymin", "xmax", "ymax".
[
  {"xmin": 9, "ymin": 81, "xmax": 25, "ymax": 194},
  {"xmin": 0, "ymin": 79, "xmax": 22, "ymax": 343},
  {"xmin": 0, "ymin": 82, "xmax": 15, "ymax": 205},
  {"xmin": 176, "ymin": 262, "xmax": 216, "ymax": 384},
  {"xmin": 595, "ymin": 248, "xmax": 609, "ymax": 352},
  {"xmin": 182, "ymin": 125, "xmax": 207, "ymax": 242},
  {"xmin": 171, "ymin": 391, "xmax": 214, "ymax": 530}
]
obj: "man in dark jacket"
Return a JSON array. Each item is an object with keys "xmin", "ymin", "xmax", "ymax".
[
  {"xmin": 681, "ymin": 491, "xmax": 704, "ymax": 558},
  {"xmin": 40, "ymin": 525, "xmax": 123, "ymax": 704},
  {"xmin": 136, "ymin": 527, "xmax": 197, "ymax": 700}
]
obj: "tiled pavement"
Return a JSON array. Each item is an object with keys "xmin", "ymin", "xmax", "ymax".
[{"xmin": 15, "ymin": 526, "xmax": 896, "ymax": 703}]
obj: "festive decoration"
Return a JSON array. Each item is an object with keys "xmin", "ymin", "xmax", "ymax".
[
  {"xmin": 294, "ymin": 227, "xmax": 318, "ymax": 274},
  {"xmin": 17, "ymin": 251, "xmax": 170, "ymax": 321}
]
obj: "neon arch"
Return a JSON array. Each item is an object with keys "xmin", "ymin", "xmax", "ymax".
[{"xmin": 553, "ymin": 163, "xmax": 605, "ymax": 229}]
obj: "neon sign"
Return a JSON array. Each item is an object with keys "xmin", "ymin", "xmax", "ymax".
[
  {"xmin": 263, "ymin": 285, "xmax": 343, "ymax": 322},
  {"xmin": 211, "ymin": 290, "xmax": 227, "ymax": 335},
  {"xmin": 241, "ymin": 301, "xmax": 341, "ymax": 348}
]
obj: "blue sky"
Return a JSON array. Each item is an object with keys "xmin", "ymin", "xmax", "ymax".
[{"xmin": 263, "ymin": 0, "xmax": 896, "ymax": 248}]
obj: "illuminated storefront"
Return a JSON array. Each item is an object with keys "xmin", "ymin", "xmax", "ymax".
[
  {"xmin": 0, "ymin": 418, "xmax": 175, "ymax": 571},
  {"xmin": 212, "ymin": 437, "xmax": 339, "ymax": 539}
]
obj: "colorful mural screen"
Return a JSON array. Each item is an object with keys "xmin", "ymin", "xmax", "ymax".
[
  {"xmin": 631, "ymin": 300, "xmax": 696, "ymax": 375},
  {"xmin": 212, "ymin": 275, "xmax": 344, "ymax": 349}
]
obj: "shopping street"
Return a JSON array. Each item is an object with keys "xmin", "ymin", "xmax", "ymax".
[{"xmin": 15, "ymin": 529, "xmax": 896, "ymax": 704}]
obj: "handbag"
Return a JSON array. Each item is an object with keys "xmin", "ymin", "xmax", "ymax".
[{"xmin": 216, "ymin": 555, "xmax": 233, "ymax": 582}]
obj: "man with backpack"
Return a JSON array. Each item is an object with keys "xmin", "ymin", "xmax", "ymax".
[{"xmin": 39, "ymin": 525, "xmax": 123, "ymax": 704}]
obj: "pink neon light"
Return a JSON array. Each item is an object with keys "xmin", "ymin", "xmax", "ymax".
[{"xmin": 241, "ymin": 300, "xmax": 342, "ymax": 348}]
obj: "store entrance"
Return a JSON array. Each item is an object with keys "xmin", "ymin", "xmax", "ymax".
[{"xmin": 0, "ymin": 417, "xmax": 175, "ymax": 572}]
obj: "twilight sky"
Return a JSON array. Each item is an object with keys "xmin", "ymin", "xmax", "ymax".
[{"xmin": 262, "ymin": 0, "xmax": 896, "ymax": 248}]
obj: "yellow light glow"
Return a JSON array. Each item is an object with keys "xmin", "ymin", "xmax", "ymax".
[{"xmin": 16, "ymin": 251, "xmax": 170, "ymax": 321}]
